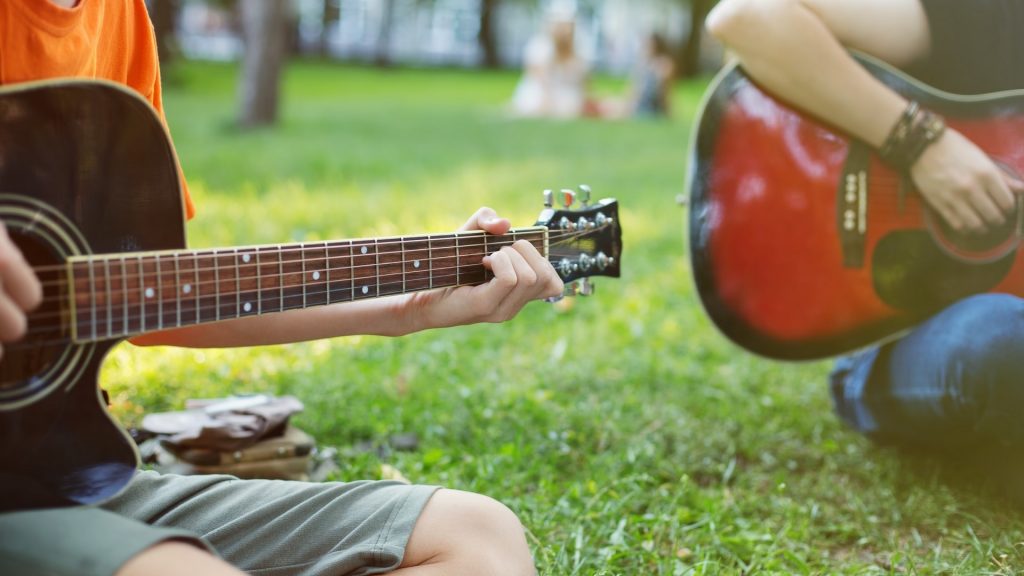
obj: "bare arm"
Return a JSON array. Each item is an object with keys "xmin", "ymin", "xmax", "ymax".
[
  {"xmin": 707, "ymin": 0, "xmax": 1021, "ymax": 232},
  {"xmin": 131, "ymin": 207, "xmax": 563, "ymax": 348}
]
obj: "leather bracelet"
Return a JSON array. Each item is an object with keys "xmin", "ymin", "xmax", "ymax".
[{"xmin": 878, "ymin": 101, "xmax": 946, "ymax": 171}]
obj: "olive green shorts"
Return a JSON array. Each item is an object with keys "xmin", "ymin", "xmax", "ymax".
[{"xmin": 0, "ymin": 470, "xmax": 439, "ymax": 576}]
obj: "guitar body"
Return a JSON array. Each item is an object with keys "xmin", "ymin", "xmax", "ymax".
[
  {"xmin": 689, "ymin": 55, "xmax": 1024, "ymax": 361},
  {"xmin": 0, "ymin": 80, "xmax": 186, "ymax": 510}
]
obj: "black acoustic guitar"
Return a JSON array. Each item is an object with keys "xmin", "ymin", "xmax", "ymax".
[{"xmin": 0, "ymin": 80, "xmax": 622, "ymax": 512}]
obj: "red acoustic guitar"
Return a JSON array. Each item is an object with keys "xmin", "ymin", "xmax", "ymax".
[{"xmin": 688, "ymin": 54, "xmax": 1024, "ymax": 361}]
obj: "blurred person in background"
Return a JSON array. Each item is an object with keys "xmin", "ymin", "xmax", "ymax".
[
  {"xmin": 601, "ymin": 32, "xmax": 676, "ymax": 119},
  {"xmin": 510, "ymin": 7, "xmax": 594, "ymax": 119}
]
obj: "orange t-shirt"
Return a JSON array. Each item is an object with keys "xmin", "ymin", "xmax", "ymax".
[{"xmin": 0, "ymin": 0, "xmax": 195, "ymax": 219}]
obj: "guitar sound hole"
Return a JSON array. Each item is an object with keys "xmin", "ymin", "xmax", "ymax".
[
  {"xmin": 0, "ymin": 231, "xmax": 71, "ymax": 399},
  {"xmin": 931, "ymin": 208, "xmax": 1017, "ymax": 259}
]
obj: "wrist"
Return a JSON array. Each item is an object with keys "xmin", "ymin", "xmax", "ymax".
[
  {"xmin": 389, "ymin": 293, "xmax": 430, "ymax": 336},
  {"xmin": 878, "ymin": 100, "xmax": 946, "ymax": 172}
]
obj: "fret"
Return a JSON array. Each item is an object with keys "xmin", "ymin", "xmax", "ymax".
[
  {"xmin": 327, "ymin": 241, "xmax": 353, "ymax": 303},
  {"xmin": 155, "ymin": 254, "xmax": 164, "ymax": 330},
  {"xmin": 325, "ymin": 241, "xmax": 332, "ymax": 305},
  {"xmin": 194, "ymin": 252, "xmax": 201, "ymax": 324},
  {"xmin": 178, "ymin": 253, "xmax": 198, "ymax": 328},
  {"xmin": 483, "ymin": 233, "xmax": 491, "ymax": 282},
  {"xmin": 69, "ymin": 262, "xmax": 88, "ymax": 342},
  {"xmin": 430, "ymin": 235, "xmax": 457, "ymax": 289},
  {"xmin": 378, "ymin": 237, "xmax": 404, "ymax": 297},
  {"xmin": 103, "ymin": 259, "xmax": 113, "ymax": 338},
  {"xmin": 88, "ymin": 260, "xmax": 97, "ymax": 341},
  {"xmin": 256, "ymin": 246, "xmax": 282, "ymax": 315},
  {"xmin": 215, "ymin": 251, "xmax": 238, "ymax": 321},
  {"xmin": 352, "ymin": 240, "xmax": 376, "ymax": 300},
  {"xmin": 137, "ymin": 256, "xmax": 146, "ymax": 333},
  {"xmin": 280, "ymin": 243, "xmax": 306, "ymax": 312},
  {"xmin": 403, "ymin": 236, "xmax": 431, "ymax": 292},
  {"xmin": 454, "ymin": 234, "xmax": 460, "ymax": 286},
  {"xmin": 458, "ymin": 232, "xmax": 487, "ymax": 286},
  {"xmin": 375, "ymin": 239, "xmax": 381, "ymax": 297},
  {"xmin": 279, "ymin": 245, "xmax": 285, "ymax": 311},
  {"xmin": 236, "ymin": 249, "xmax": 259, "ymax": 318},
  {"xmin": 428, "ymin": 234, "xmax": 434, "ymax": 289},
  {"xmin": 306, "ymin": 242, "xmax": 329, "ymax": 308},
  {"xmin": 140, "ymin": 256, "xmax": 162, "ymax": 332},
  {"xmin": 120, "ymin": 256, "xmax": 129, "ymax": 336},
  {"xmin": 173, "ymin": 253, "xmax": 182, "ymax": 328},
  {"xmin": 400, "ymin": 237, "xmax": 407, "ymax": 293},
  {"xmin": 301, "ymin": 244, "xmax": 308, "ymax": 309}
]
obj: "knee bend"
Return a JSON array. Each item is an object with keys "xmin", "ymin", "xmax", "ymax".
[
  {"xmin": 413, "ymin": 490, "xmax": 535, "ymax": 576},
  {"xmin": 706, "ymin": 0, "xmax": 801, "ymax": 43},
  {"xmin": 458, "ymin": 494, "xmax": 535, "ymax": 575}
]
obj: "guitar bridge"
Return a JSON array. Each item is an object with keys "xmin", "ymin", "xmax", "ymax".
[{"xmin": 837, "ymin": 141, "xmax": 870, "ymax": 269}]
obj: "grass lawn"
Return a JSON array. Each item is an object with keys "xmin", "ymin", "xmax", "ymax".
[{"xmin": 102, "ymin": 60, "xmax": 1024, "ymax": 574}]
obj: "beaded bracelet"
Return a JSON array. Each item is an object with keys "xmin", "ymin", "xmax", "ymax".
[{"xmin": 878, "ymin": 100, "xmax": 946, "ymax": 171}]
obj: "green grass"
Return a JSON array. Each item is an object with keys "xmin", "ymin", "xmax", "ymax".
[{"xmin": 101, "ymin": 60, "xmax": 1024, "ymax": 574}]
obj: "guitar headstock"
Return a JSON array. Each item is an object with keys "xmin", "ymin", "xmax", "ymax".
[{"xmin": 535, "ymin": 185, "xmax": 622, "ymax": 299}]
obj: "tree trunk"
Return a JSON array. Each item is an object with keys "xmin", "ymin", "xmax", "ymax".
[
  {"xmin": 680, "ymin": 0, "xmax": 715, "ymax": 78},
  {"xmin": 375, "ymin": 0, "xmax": 396, "ymax": 68},
  {"xmin": 319, "ymin": 0, "xmax": 338, "ymax": 56},
  {"xmin": 238, "ymin": 0, "xmax": 287, "ymax": 128},
  {"xmin": 478, "ymin": 0, "xmax": 500, "ymax": 69},
  {"xmin": 149, "ymin": 0, "xmax": 178, "ymax": 65}
]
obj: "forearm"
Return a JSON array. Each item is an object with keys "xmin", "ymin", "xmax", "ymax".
[
  {"xmin": 706, "ymin": 0, "xmax": 930, "ymax": 148},
  {"xmin": 131, "ymin": 296, "xmax": 419, "ymax": 348}
]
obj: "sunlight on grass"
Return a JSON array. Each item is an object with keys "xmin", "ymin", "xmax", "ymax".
[{"xmin": 101, "ymin": 61, "xmax": 1024, "ymax": 575}]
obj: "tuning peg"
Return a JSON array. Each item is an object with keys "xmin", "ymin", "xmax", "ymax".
[
  {"xmin": 578, "ymin": 185, "xmax": 592, "ymax": 207},
  {"xmin": 578, "ymin": 278, "xmax": 595, "ymax": 296},
  {"xmin": 560, "ymin": 189, "xmax": 576, "ymax": 208},
  {"xmin": 543, "ymin": 189, "xmax": 553, "ymax": 209}
]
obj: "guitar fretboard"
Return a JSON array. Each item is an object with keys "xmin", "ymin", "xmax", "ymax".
[{"xmin": 67, "ymin": 228, "xmax": 547, "ymax": 342}]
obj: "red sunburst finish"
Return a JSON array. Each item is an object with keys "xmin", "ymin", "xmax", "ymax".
[{"xmin": 689, "ymin": 55, "xmax": 1024, "ymax": 360}]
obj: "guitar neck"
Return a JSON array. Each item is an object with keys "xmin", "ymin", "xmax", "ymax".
[{"xmin": 66, "ymin": 227, "xmax": 548, "ymax": 343}]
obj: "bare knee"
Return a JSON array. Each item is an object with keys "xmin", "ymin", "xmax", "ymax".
[{"xmin": 401, "ymin": 489, "xmax": 535, "ymax": 576}]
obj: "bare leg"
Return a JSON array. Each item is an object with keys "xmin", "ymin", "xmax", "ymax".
[
  {"xmin": 115, "ymin": 542, "xmax": 244, "ymax": 576},
  {"xmin": 389, "ymin": 489, "xmax": 536, "ymax": 576}
]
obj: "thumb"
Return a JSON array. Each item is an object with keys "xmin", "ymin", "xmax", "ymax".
[{"xmin": 461, "ymin": 207, "xmax": 511, "ymax": 234}]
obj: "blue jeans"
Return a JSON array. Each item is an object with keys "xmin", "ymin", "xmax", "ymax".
[{"xmin": 830, "ymin": 294, "xmax": 1024, "ymax": 450}]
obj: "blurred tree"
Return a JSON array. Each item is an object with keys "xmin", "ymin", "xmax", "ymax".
[
  {"xmin": 375, "ymin": 0, "xmax": 397, "ymax": 67},
  {"xmin": 478, "ymin": 0, "xmax": 500, "ymax": 68},
  {"xmin": 148, "ymin": 0, "xmax": 179, "ymax": 65},
  {"xmin": 678, "ymin": 0, "xmax": 717, "ymax": 78},
  {"xmin": 238, "ymin": 0, "xmax": 288, "ymax": 127}
]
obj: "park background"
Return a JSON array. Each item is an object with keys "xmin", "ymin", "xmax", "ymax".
[{"xmin": 104, "ymin": 0, "xmax": 1024, "ymax": 573}]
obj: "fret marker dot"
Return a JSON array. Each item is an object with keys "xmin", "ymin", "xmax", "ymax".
[
  {"xmin": 312, "ymin": 271, "xmax": 321, "ymax": 281},
  {"xmin": 413, "ymin": 260, "xmax": 421, "ymax": 269},
  {"xmin": 242, "ymin": 254, "xmax": 251, "ymax": 263},
  {"xmin": 144, "ymin": 287, "xmax": 155, "ymax": 299},
  {"xmin": 361, "ymin": 286, "xmax": 369, "ymax": 295},
  {"xmin": 183, "ymin": 284, "xmax": 192, "ymax": 295},
  {"xmin": 243, "ymin": 302, "xmax": 253, "ymax": 313},
  {"xmin": 361, "ymin": 246, "xmax": 368, "ymax": 255}
]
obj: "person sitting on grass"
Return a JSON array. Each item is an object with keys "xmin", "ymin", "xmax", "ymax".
[
  {"xmin": 706, "ymin": 0, "xmax": 1024, "ymax": 455},
  {"xmin": 0, "ymin": 1, "xmax": 562, "ymax": 575}
]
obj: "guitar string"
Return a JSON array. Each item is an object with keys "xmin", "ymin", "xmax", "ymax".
[
  {"xmin": 29, "ymin": 227, "xmax": 608, "ymax": 290},
  {"xmin": 18, "ymin": 239, "xmax": 601, "ymax": 326},
  {"xmin": 25, "ymin": 226, "xmax": 608, "ymax": 275},
  {"xmin": 16, "ymin": 250, "xmax": 604, "ymax": 335},
  {"xmin": 8, "ymin": 262, "xmax": 593, "ymax": 349}
]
